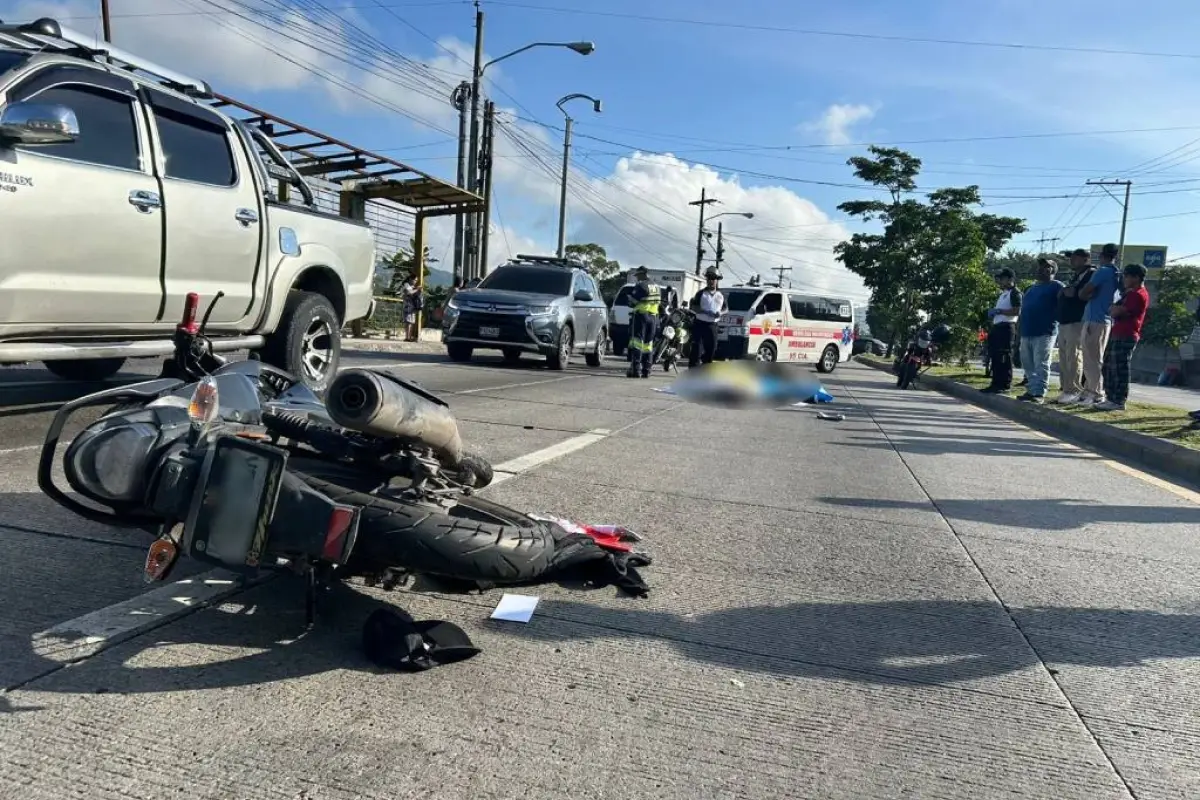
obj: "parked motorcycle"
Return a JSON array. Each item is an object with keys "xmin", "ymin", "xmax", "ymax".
[
  {"xmin": 652, "ymin": 307, "xmax": 694, "ymax": 373},
  {"xmin": 893, "ymin": 323, "xmax": 952, "ymax": 390},
  {"xmin": 38, "ymin": 293, "xmax": 653, "ymax": 628}
]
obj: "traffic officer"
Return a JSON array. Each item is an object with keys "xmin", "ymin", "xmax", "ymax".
[
  {"xmin": 689, "ymin": 266, "xmax": 724, "ymax": 367},
  {"xmin": 626, "ymin": 265, "xmax": 661, "ymax": 378}
]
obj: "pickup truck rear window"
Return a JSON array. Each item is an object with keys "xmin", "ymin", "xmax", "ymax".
[
  {"xmin": 148, "ymin": 92, "xmax": 236, "ymax": 186},
  {"xmin": 479, "ymin": 266, "xmax": 572, "ymax": 296}
]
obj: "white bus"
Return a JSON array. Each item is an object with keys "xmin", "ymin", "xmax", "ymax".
[{"xmin": 715, "ymin": 285, "xmax": 857, "ymax": 373}]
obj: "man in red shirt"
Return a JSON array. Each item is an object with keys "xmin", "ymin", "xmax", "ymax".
[{"xmin": 1096, "ymin": 264, "xmax": 1150, "ymax": 412}]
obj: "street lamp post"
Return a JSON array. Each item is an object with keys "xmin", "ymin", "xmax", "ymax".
[
  {"xmin": 555, "ymin": 93, "xmax": 602, "ymax": 258},
  {"xmin": 705, "ymin": 211, "xmax": 754, "ymax": 271},
  {"xmin": 463, "ymin": 15, "xmax": 595, "ymax": 278}
]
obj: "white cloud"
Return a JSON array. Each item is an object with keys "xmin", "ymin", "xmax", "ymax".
[
  {"xmin": 802, "ymin": 103, "xmax": 877, "ymax": 147},
  {"xmin": 0, "ymin": 0, "xmax": 866, "ymax": 299},
  {"xmin": 562, "ymin": 153, "xmax": 865, "ymax": 298}
]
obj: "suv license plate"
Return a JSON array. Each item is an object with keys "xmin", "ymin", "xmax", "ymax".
[{"xmin": 480, "ymin": 326, "xmax": 499, "ymax": 337}]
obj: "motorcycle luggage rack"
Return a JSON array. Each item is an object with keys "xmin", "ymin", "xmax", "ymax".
[{"xmin": 0, "ymin": 17, "xmax": 212, "ymax": 97}]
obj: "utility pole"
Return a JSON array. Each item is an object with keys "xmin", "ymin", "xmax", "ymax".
[
  {"xmin": 100, "ymin": 0, "xmax": 112, "ymax": 42},
  {"xmin": 556, "ymin": 113, "xmax": 574, "ymax": 259},
  {"xmin": 1085, "ymin": 179, "xmax": 1133, "ymax": 266},
  {"xmin": 689, "ymin": 188, "xmax": 718, "ymax": 275},
  {"xmin": 450, "ymin": 81, "xmax": 471, "ymax": 284},
  {"xmin": 1033, "ymin": 232, "xmax": 1060, "ymax": 253},
  {"xmin": 478, "ymin": 101, "xmax": 497, "ymax": 278},
  {"xmin": 713, "ymin": 222, "xmax": 725, "ymax": 270},
  {"xmin": 772, "ymin": 264, "xmax": 792, "ymax": 287},
  {"xmin": 465, "ymin": 2, "xmax": 485, "ymax": 280}
]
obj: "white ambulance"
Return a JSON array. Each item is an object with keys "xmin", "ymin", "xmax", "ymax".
[{"xmin": 715, "ymin": 284, "xmax": 857, "ymax": 373}]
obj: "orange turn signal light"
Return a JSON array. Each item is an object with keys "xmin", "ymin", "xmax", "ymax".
[{"xmin": 144, "ymin": 538, "xmax": 179, "ymax": 583}]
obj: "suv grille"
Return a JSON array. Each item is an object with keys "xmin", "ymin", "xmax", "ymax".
[{"xmin": 453, "ymin": 310, "xmax": 528, "ymax": 341}]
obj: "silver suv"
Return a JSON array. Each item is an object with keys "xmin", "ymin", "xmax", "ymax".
[{"xmin": 443, "ymin": 255, "xmax": 608, "ymax": 370}]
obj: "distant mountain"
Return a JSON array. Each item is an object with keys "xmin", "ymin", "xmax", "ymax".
[{"xmin": 426, "ymin": 267, "xmax": 454, "ymax": 288}]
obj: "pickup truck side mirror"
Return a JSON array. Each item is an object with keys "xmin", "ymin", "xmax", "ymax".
[
  {"xmin": 0, "ymin": 102, "xmax": 80, "ymax": 146},
  {"xmin": 573, "ymin": 289, "xmax": 594, "ymax": 302}
]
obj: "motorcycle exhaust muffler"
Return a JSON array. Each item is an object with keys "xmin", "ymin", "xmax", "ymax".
[{"xmin": 326, "ymin": 369, "xmax": 463, "ymax": 465}]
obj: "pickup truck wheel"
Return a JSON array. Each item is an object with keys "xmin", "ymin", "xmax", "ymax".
[
  {"xmin": 447, "ymin": 343, "xmax": 473, "ymax": 362},
  {"xmin": 263, "ymin": 290, "xmax": 340, "ymax": 393},
  {"xmin": 44, "ymin": 358, "xmax": 126, "ymax": 382}
]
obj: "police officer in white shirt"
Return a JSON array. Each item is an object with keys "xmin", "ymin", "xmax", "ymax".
[
  {"xmin": 982, "ymin": 267, "xmax": 1022, "ymax": 394},
  {"xmin": 689, "ymin": 267, "xmax": 725, "ymax": 367}
]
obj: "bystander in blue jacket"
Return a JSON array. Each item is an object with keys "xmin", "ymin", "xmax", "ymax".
[{"xmin": 1018, "ymin": 257, "xmax": 1065, "ymax": 403}]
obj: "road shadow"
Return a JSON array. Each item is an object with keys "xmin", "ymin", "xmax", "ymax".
[
  {"xmin": 0, "ymin": 375, "xmax": 150, "ymax": 410},
  {"xmin": 820, "ymin": 496, "xmax": 1200, "ymax": 531},
  {"xmin": 834, "ymin": 433, "xmax": 1088, "ymax": 460},
  {"xmin": 497, "ymin": 597, "xmax": 1200, "ymax": 688}
]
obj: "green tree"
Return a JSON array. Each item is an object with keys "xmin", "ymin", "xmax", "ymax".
[
  {"xmin": 986, "ymin": 249, "xmax": 1041, "ymax": 291},
  {"xmin": 834, "ymin": 146, "xmax": 1026, "ymax": 355},
  {"xmin": 383, "ymin": 238, "xmax": 439, "ymax": 295},
  {"xmin": 565, "ymin": 242, "xmax": 623, "ymax": 303},
  {"xmin": 1143, "ymin": 264, "xmax": 1200, "ymax": 348}
]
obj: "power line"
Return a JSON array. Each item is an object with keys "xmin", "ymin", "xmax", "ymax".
[
  {"xmin": 486, "ymin": 2, "xmax": 1200, "ymax": 61},
  {"xmin": 58, "ymin": 0, "xmax": 469, "ymax": 20}
]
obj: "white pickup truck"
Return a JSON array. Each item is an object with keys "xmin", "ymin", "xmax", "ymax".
[{"xmin": 0, "ymin": 18, "xmax": 376, "ymax": 390}]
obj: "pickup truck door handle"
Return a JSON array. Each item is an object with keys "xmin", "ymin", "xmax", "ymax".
[
  {"xmin": 128, "ymin": 190, "xmax": 161, "ymax": 212},
  {"xmin": 234, "ymin": 208, "xmax": 260, "ymax": 226}
]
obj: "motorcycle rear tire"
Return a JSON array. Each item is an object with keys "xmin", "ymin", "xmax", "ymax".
[{"xmin": 288, "ymin": 460, "xmax": 555, "ymax": 584}]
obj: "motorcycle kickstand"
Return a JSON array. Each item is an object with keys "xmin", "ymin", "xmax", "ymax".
[{"xmin": 304, "ymin": 567, "xmax": 318, "ymax": 630}]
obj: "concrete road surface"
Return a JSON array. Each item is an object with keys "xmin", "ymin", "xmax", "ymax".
[{"xmin": 1, "ymin": 351, "xmax": 1199, "ymax": 799}]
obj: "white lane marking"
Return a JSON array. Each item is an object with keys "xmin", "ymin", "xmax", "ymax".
[
  {"xmin": 456, "ymin": 375, "xmax": 583, "ymax": 395},
  {"xmin": 0, "ymin": 444, "xmax": 40, "ymax": 456},
  {"xmin": 29, "ymin": 569, "xmax": 266, "ymax": 665},
  {"xmin": 488, "ymin": 429, "xmax": 609, "ymax": 487}
]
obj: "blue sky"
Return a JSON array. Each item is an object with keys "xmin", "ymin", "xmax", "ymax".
[{"xmin": 8, "ymin": 0, "xmax": 1200, "ymax": 298}]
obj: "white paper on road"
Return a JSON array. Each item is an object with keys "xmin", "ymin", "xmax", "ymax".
[{"xmin": 490, "ymin": 594, "xmax": 539, "ymax": 623}]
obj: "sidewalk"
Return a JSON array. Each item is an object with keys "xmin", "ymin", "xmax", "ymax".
[{"xmin": 1012, "ymin": 367, "xmax": 1199, "ymax": 411}]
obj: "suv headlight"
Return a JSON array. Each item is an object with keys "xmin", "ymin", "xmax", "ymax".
[{"xmin": 526, "ymin": 305, "xmax": 555, "ymax": 316}]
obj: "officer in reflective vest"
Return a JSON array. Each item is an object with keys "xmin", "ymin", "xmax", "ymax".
[{"xmin": 626, "ymin": 265, "xmax": 661, "ymax": 378}]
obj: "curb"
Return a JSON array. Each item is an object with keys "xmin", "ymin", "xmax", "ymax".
[{"xmin": 857, "ymin": 358, "xmax": 1200, "ymax": 488}]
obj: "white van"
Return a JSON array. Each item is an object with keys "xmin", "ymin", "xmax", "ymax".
[{"xmin": 715, "ymin": 285, "xmax": 856, "ymax": 373}]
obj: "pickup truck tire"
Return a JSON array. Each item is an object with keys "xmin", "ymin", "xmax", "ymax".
[
  {"xmin": 546, "ymin": 324, "xmax": 573, "ymax": 371},
  {"xmin": 447, "ymin": 343, "xmax": 473, "ymax": 362},
  {"xmin": 44, "ymin": 358, "xmax": 126, "ymax": 382},
  {"xmin": 262, "ymin": 290, "xmax": 341, "ymax": 393}
]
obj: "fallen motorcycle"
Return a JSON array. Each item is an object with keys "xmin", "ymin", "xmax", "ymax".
[{"xmin": 38, "ymin": 293, "xmax": 652, "ymax": 628}]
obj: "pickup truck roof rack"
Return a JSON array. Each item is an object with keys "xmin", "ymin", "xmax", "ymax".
[
  {"xmin": 0, "ymin": 17, "xmax": 211, "ymax": 97},
  {"xmin": 208, "ymin": 92, "xmax": 483, "ymax": 216}
]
